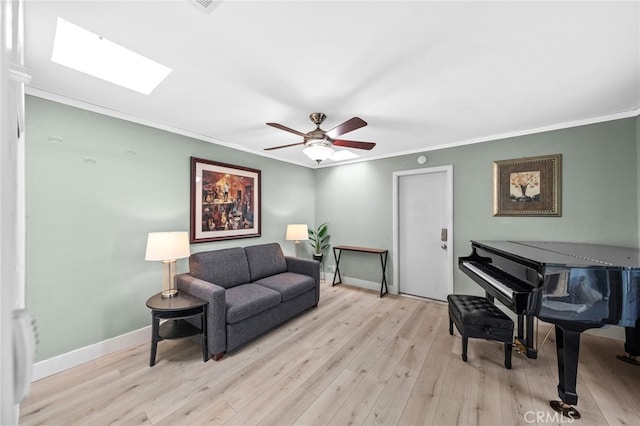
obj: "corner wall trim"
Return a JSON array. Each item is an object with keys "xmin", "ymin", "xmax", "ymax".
[{"xmin": 32, "ymin": 326, "xmax": 151, "ymax": 382}]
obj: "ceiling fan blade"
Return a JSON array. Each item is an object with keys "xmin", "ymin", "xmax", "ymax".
[
  {"xmin": 333, "ymin": 139, "xmax": 376, "ymax": 150},
  {"xmin": 264, "ymin": 141, "xmax": 305, "ymax": 151},
  {"xmin": 266, "ymin": 122, "xmax": 308, "ymax": 137},
  {"xmin": 325, "ymin": 117, "xmax": 367, "ymax": 138}
]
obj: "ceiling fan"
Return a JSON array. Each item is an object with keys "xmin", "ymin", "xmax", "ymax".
[{"xmin": 265, "ymin": 113, "xmax": 376, "ymax": 164}]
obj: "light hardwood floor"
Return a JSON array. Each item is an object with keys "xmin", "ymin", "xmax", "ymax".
[{"xmin": 20, "ymin": 282, "xmax": 640, "ymax": 426}]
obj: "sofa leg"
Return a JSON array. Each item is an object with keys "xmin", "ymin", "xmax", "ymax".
[{"xmin": 212, "ymin": 352, "xmax": 225, "ymax": 361}]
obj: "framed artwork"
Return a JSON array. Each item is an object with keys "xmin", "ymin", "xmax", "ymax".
[
  {"xmin": 190, "ymin": 157, "xmax": 261, "ymax": 243},
  {"xmin": 492, "ymin": 154, "xmax": 561, "ymax": 216}
]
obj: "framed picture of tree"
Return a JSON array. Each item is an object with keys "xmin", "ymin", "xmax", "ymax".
[
  {"xmin": 492, "ymin": 154, "xmax": 561, "ymax": 216},
  {"xmin": 190, "ymin": 157, "xmax": 261, "ymax": 242}
]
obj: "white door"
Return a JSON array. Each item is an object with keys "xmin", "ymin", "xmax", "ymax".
[{"xmin": 393, "ymin": 166, "xmax": 453, "ymax": 301}]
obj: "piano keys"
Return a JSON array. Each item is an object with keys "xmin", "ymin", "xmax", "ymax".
[
  {"xmin": 459, "ymin": 241, "xmax": 544, "ymax": 358},
  {"xmin": 459, "ymin": 240, "xmax": 640, "ymax": 419}
]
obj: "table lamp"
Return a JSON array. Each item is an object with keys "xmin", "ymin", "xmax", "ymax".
[
  {"xmin": 286, "ymin": 224, "xmax": 308, "ymax": 257},
  {"xmin": 145, "ymin": 231, "xmax": 190, "ymax": 298}
]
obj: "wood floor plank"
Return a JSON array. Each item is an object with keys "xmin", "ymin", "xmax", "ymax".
[
  {"xmin": 345, "ymin": 297, "xmax": 416, "ymax": 376},
  {"xmin": 295, "ymin": 368, "xmax": 365, "ymax": 425},
  {"xmin": 363, "ymin": 364, "xmax": 418, "ymax": 425},
  {"xmin": 223, "ymin": 357, "xmax": 319, "ymax": 425},
  {"xmin": 328, "ymin": 334, "xmax": 414, "ymax": 425},
  {"xmin": 300, "ymin": 315, "xmax": 385, "ymax": 397},
  {"xmin": 464, "ymin": 358, "xmax": 502, "ymax": 426},
  {"xmin": 116, "ymin": 411, "xmax": 153, "ymax": 426},
  {"xmin": 19, "ymin": 368, "xmax": 124, "ymax": 424},
  {"xmin": 155, "ymin": 395, "xmax": 237, "ymax": 426},
  {"xmin": 222, "ymin": 341, "xmax": 315, "ymax": 412},
  {"xmin": 397, "ymin": 312, "xmax": 454, "ymax": 426},
  {"xmin": 19, "ymin": 282, "xmax": 640, "ymax": 426},
  {"xmin": 327, "ymin": 375, "xmax": 385, "ymax": 426},
  {"xmin": 257, "ymin": 386, "xmax": 317, "ymax": 426},
  {"xmin": 24, "ymin": 358, "xmax": 102, "ymax": 401}
]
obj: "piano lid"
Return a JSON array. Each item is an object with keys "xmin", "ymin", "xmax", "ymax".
[{"xmin": 473, "ymin": 241, "xmax": 640, "ymax": 269}]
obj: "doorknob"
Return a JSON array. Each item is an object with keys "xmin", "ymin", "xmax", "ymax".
[{"xmin": 441, "ymin": 244, "xmax": 447, "ymax": 249}]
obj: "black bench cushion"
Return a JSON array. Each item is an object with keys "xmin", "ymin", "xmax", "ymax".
[{"xmin": 447, "ymin": 294, "xmax": 514, "ymax": 330}]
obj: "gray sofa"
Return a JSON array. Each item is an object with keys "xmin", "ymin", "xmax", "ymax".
[{"xmin": 176, "ymin": 242, "xmax": 320, "ymax": 360}]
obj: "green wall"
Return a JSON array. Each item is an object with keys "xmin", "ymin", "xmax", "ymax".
[
  {"xmin": 26, "ymin": 94, "xmax": 638, "ymax": 363},
  {"xmin": 315, "ymin": 118, "xmax": 639, "ymax": 294},
  {"xmin": 25, "ymin": 96, "xmax": 315, "ymax": 361}
]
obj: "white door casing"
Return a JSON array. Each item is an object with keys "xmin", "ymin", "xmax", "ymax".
[{"xmin": 393, "ymin": 165, "xmax": 453, "ymax": 300}]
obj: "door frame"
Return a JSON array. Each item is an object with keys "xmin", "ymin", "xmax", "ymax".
[
  {"xmin": 2, "ymin": 0, "xmax": 28, "ymax": 421},
  {"xmin": 392, "ymin": 165, "xmax": 454, "ymax": 298}
]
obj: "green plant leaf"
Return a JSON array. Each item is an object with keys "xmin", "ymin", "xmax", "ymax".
[{"xmin": 307, "ymin": 222, "xmax": 330, "ymax": 254}]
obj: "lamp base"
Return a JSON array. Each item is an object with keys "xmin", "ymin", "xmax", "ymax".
[
  {"xmin": 161, "ymin": 289, "xmax": 178, "ymax": 298},
  {"xmin": 161, "ymin": 259, "xmax": 178, "ymax": 298}
]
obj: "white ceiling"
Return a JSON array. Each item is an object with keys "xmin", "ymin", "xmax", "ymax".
[{"xmin": 24, "ymin": 0, "xmax": 640, "ymax": 168}]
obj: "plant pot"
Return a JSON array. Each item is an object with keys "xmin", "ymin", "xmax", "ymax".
[{"xmin": 312, "ymin": 253, "xmax": 324, "ymax": 263}]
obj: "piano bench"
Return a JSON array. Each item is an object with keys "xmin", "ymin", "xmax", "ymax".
[{"xmin": 447, "ymin": 294, "xmax": 514, "ymax": 369}]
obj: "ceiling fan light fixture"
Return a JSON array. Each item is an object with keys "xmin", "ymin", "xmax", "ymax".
[
  {"xmin": 303, "ymin": 143, "xmax": 334, "ymax": 164},
  {"xmin": 265, "ymin": 113, "xmax": 374, "ymax": 163}
]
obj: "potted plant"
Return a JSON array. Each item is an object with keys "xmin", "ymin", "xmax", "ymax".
[{"xmin": 308, "ymin": 222, "xmax": 330, "ymax": 263}]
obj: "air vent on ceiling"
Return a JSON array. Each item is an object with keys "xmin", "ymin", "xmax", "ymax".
[{"xmin": 187, "ymin": 0, "xmax": 223, "ymax": 14}]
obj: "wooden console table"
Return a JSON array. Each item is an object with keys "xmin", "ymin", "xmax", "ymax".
[{"xmin": 332, "ymin": 245, "xmax": 389, "ymax": 298}]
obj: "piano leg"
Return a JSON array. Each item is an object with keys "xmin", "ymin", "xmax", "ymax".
[
  {"xmin": 617, "ymin": 321, "xmax": 640, "ymax": 366},
  {"xmin": 514, "ymin": 314, "xmax": 538, "ymax": 359},
  {"xmin": 550, "ymin": 325, "xmax": 581, "ymax": 420},
  {"xmin": 517, "ymin": 313, "xmax": 524, "ymax": 339},
  {"xmin": 624, "ymin": 323, "xmax": 640, "ymax": 356}
]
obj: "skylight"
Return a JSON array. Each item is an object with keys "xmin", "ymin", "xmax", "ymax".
[{"xmin": 51, "ymin": 18, "xmax": 172, "ymax": 95}]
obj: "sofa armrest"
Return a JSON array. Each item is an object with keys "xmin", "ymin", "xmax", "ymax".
[
  {"xmin": 285, "ymin": 256, "xmax": 320, "ymax": 304},
  {"xmin": 176, "ymin": 273, "xmax": 227, "ymax": 357}
]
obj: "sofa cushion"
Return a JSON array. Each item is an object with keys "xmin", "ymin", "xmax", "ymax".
[
  {"xmin": 225, "ymin": 284, "xmax": 281, "ymax": 324},
  {"xmin": 253, "ymin": 272, "xmax": 316, "ymax": 302},
  {"xmin": 189, "ymin": 247, "xmax": 251, "ymax": 289},
  {"xmin": 244, "ymin": 243, "xmax": 288, "ymax": 282}
]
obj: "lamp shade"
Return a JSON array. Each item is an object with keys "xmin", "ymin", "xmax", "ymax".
[
  {"xmin": 286, "ymin": 224, "xmax": 309, "ymax": 241},
  {"xmin": 145, "ymin": 232, "xmax": 190, "ymax": 261}
]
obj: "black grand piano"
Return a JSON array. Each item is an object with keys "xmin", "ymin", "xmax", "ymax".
[{"xmin": 460, "ymin": 240, "xmax": 640, "ymax": 418}]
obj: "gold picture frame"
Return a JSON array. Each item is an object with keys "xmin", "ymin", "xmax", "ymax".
[{"xmin": 492, "ymin": 154, "xmax": 562, "ymax": 216}]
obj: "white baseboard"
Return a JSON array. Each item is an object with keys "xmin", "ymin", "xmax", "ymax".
[
  {"xmin": 32, "ymin": 326, "xmax": 151, "ymax": 381},
  {"xmin": 334, "ymin": 275, "xmax": 393, "ymax": 294}
]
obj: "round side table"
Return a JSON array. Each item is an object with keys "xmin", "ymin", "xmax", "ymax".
[{"xmin": 146, "ymin": 292, "xmax": 208, "ymax": 366}]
